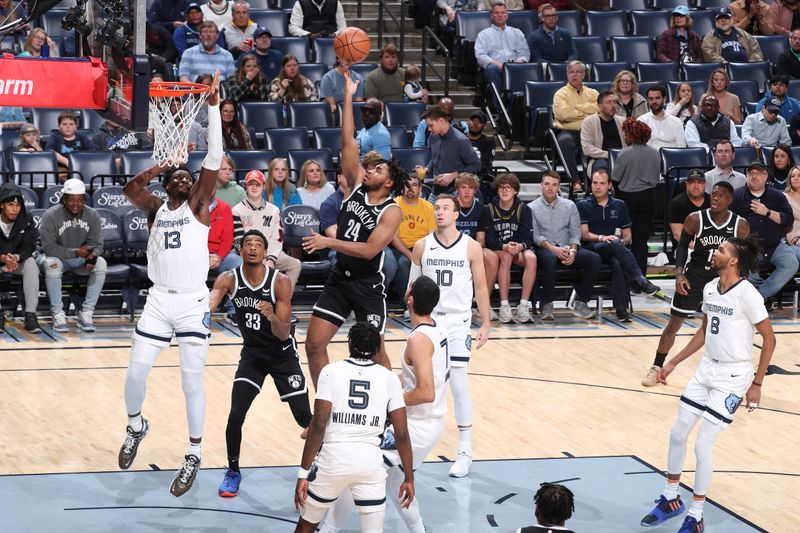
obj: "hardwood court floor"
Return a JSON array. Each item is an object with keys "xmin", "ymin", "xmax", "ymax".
[{"xmin": 0, "ymin": 308, "xmax": 797, "ymax": 532}]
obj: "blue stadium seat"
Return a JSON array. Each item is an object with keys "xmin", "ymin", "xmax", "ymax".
[
  {"xmin": 266, "ymin": 128, "xmax": 310, "ymax": 159},
  {"xmin": 186, "ymin": 151, "xmax": 207, "ymax": 174},
  {"xmin": 609, "ymin": 0, "xmax": 648, "ymax": 10},
  {"xmin": 288, "ymin": 101, "xmax": 334, "ymax": 130},
  {"xmin": 10, "ymin": 151, "xmax": 59, "ymax": 189},
  {"xmin": 762, "ymin": 146, "xmax": 800, "ymax": 166},
  {"xmin": 788, "ymin": 79, "xmax": 800, "ymax": 100},
  {"xmin": 728, "ymin": 80, "xmax": 761, "ymax": 107},
  {"xmin": 547, "ymin": 62, "xmax": 570, "ymax": 81},
  {"xmin": 313, "ymin": 127, "xmax": 343, "ymax": 161},
  {"xmin": 556, "ymin": 10, "xmax": 582, "ymax": 36},
  {"xmin": 508, "ymin": 10, "xmax": 538, "ymax": 35},
  {"xmin": 312, "ymin": 38, "xmax": 337, "ymax": 67},
  {"xmin": 385, "ymin": 102, "xmax": 426, "ymax": 134},
  {"xmin": 229, "ymin": 150, "xmax": 274, "ymax": 180},
  {"xmin": 524, "ymin": 81, "xmax": 563, "ymax": 141},
  {"xmin": 239, "ymin": 101, "xmax": 284, "ymax": 145},
  {"xmin": 94, "ymin": 208, "xmax": 134, "ymax": 288},
  {"xmin": 667, "ymin": 80, "xmax": 707, "ymax": 105},
  {"xmin": 40, "ymin": 10, "xmax": 70, "ymax": 37},
  {"xmin": 392, "ymin": 147, "xmax": 431, "ymax": 174},
  {"xmin": 387, "ymin": 125, "xmax": 409, "ymax": 148},
  {"xmin": 650, "ymin": 0, "xmax": 685, "ymax": 9},
  {"xmin": 592, "ymin": 62, "xmax": 631, "ymax": 82},
  {"xmin": 661, "ymin": 147, "xmax": 709, "ymax": 182},
  {"xmin": 248, "ymin": 10, "xmax": 287, "ymax": 37},
  {"xmin": 271, "ymin": 37, "xmax": 310, "ymax": 62},
  {"xmin": 584, "ymin": 81, "xmax": 612, "ymax": 92},
  {"xmin": 636, "ymin": 62, "xmax": 679, "ymax": 83},
  {"xmin": 81, "ymin": 109, "xmax": 107, "ymax": 130},
  {"xmin": 630, "ymin": 10, "xmax": 671, "ymax": 36},
  {"xmin": 91, "ymin": 186, "xmax": 133, "ymax": 218},
  {"xmin": 610, "ymin": 36, "xmax": 653, "ymax": 63},
  {"xmin": 727, "ymin": 61, "xmax": 770, "ymax": 86},
  {"xmin": 573, "ymin": 36, "xmax": 607, "ymax": 64},
  {"xmin": 689, "ymin": 10, "xmax": 716, "ymax": 36},
  {"xmin": 30, "ymin": 108, "xmax": 75, "ymax": 133},
  {"xmin": 503, "ymin": 63, "xmax": 545, "ymax": 104},
  {"xmin": 727, "ymin": 145, "xmax": 757, "ymax": 170},
  {"xmin": 350, "ymin": 63, "xmax": 377, "ymax": 79},
  {"xmin": 338, "ymin": 101, "xmax": 366, "ymax": 130},
  {"xmin": 281, "ymin": 205, "xmax": 332, "ymax": 278},
  {"xmin": 123, "ymin": 209, "xmax": 150, "ymax": 282},
  {"xmin": 682, "ymin": 61, "xmax": 723, "ymax": 81},
  {"xmin": 18, "ymin": 185, "xmax": 38, "ymax": 212},
  {"xmin": 69, "ymin": 151, "xmax": 117, "ymax": 188},
  {"xmin": 695, "ymin": 0, "xmax": 731, "ymax": 8},
  {"xmin": 287, "ymin": 148, "xmax": 334, "ymax": 182},
  {"xmin": 586, "ymin": 10, "xmax": 629, "ymax": 38},
  {"xmin": 754, "ymin": 35, "xmax": 787, "ymax": 64}
]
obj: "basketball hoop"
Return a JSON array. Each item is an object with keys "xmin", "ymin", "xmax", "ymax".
[{"xmin": 149, "ymin": 81, "xmax": 211, "ymax": 168}]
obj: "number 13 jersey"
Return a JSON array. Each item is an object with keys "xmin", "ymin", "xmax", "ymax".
[
  {"xmin": 420, "ymin": 232, "xmax": 473, "ymax": 317},
  {"xmin": 147, "ymin": 201, "xmax": 209, "ymax": 290}
]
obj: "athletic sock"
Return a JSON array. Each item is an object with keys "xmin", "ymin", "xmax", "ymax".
[
  {"xmin": 662, "ymin": 478, "xmax": 680, "ymax": 500},
  {"xmin": 688, "ymin": 496, "xmax": 704, "ymax": 520},
  {"xmin": 187, "ymin": 442, "xmax": 202, "ymax": 459},
  {"xmin": 229, "ymin": 457, "xmax": 240, "ymax": 472},
  {"xmin": 500, "ymin": 300, "xmax": 509, "ymax": 307},
  {"xmin": 520, "ymin": 299, "xmax": 529, "ymax": 307},
  {"xmin": 128, "ymin": 413, "xmax": 143, "ymax": 433},
  {"xmin": 458, "ymin": 426, "xmax": 472, "ymax": 453},
  {"xmin": 654, "ymin": 351, "xmax": 668, "ymax": 368}
]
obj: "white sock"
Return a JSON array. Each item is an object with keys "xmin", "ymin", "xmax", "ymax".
[
  {"xmin": 458, "ymin": 427, "xmax": 472, "ymax": 454},
  {"xmin": 187, "ymin": 441, "xmax": 202, "ymax": 459},
  {"xmin": 688, "ymin": 497, "xmax": 704, "ymax": 520},
  {"xmin": 520, "ymin": 299, "xmax": 529, "ymax": 307},
  {"xmin": 662, "ymin": 479, "xmax": 679, "ymax": 500},
  {"xmin": 500, "ymin": 300, "xmax": 509, "ymax": 307},
  {"xmin": 127, "ymin": 413, "xmax": 143, "ymax": 433}
]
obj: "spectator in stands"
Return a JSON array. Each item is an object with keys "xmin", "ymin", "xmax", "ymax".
[
  {"xmin": 526, "ymin": 4, "xmax": 578, "ymax": 64},
  {"xmin": 731, "ymin": 0, "xmax": 775, "ymax": 35},
  {"xmin": 705, "ymin": 140, "xmax": 746, "ymax": 192},
  {"xmin": 187, "ymin": 73, "xmax": 214, "ymax": 150},
  {"xmin": 731, "ymin": 160, "xmax": 798, "ymax": 301},
  {"xmin": 613, "ymin": 71, "xmax": 648, "ymax": 119},
  {"xmin": 656, "ymin": 6, "xmax": 704, "ymax": 63},
  {"xmin": 756, "ymin": 75, "xmax": 800, "ymax": 122},
  {"xmin": 474, "ymin": 2, "xmax": 530, "ymax": 111},
  {"xmin": 423, "ymin": 104, "xmax": 482, "ymax": 196},
  {"xmin": 365, "ymin": 44, "xmax": 406, "ymax": 103},
  {"xmin": 435, "ymin": 0, "xmax": 487, "ymax": 51},
  {"xmin": 146, "ymin": 21, "xmax": 177, "ymax": 76},
  {"xmin": 232, "ymin": 169, "xmax": 302, "ymax": 289},
  {"xmin": 222, "ymin": 1, "xmax": 256, "ymax": 59},
  {"xmin": 208, "ymin": 197, "xmax": 240, "ymax": 274},
  {"xmin": 0, "ymin": 0, "xmax": 26, "ymax": 30},
  {"xmin": 466, "ymin": 111, "xmax": 496, "ymax": 181},
  {"xmin": 706, "ymin": 68, "xmax": 743, "ymax": 124},
  {"xmin": 37, "ymin": 179, "xmax": 107, "ymax": 333},
  {"xmin": 784, "ymin": 165, "xmax": 800, "ymax": 260},
  {"xmin": 201, "ymin": 0, "xmax": 233, "ymax": 33},
  {"xmin": 173, "ymin": 3, "xmax": 211, "ymax": 59},
  {"xmin": 742, "ymin": 97, "xmax": 792, "ymax": 149},
  {"xmin": 612, "ymin": 118, "xmax": 660, "ymax": 275},
  {"xmin": 20, "ymin": 28, "xmax": 58, "ymax": 57},
  {"xmin": 296, "ymin": 159, "xmax": 335, "ymax": 210},
  {"xmin": 701, "ymin": 7, "xmax": 764, "ymax": 63},
  {"xmin": 455, "ymin": 172, "xmax": 499, "ymax": 305},
  {"xmin": 413, "ymin": 98, "xmax": 467, "ymax": 147},
  {"xmin": 93, "ymin": 120, "xmax": 150, "ymax": 173},
  {"xmin": 227, "ymin": 54, "xmax": 271, "ymax": 103},
  {"xmin": 553, "ymin": 61, "xmax": 599, "ymax": 191},
  {"xmin": 389, "ymin": 175, "xmax": 435, "ymax": 316},
  {"xmin": 777, "ymin": 30, "xmax": 800, "ymax": 81},
  {"xmin": 220, "ymin": 99, "xmax": 253, "ymax": 150},
  {"xmin": 265, "ymin": 158, "xmax": 302, "ymax": 209},
  {"xmin": 578, "ymin": 169, "xmax": 660, "ymax": 322},
  {"xmin": 580, "ymin": 91, "xmax": 625, "ymax": 175},
  {"xmin": 320, "ymin": 57, "xmax": 365, "ymax": 112},
  {"xmin": 0, "ymin": 106, "xmax": 25, "ymax": 130},
  {"xmin": 403, "ymin": 65, "xmax": 428, "ymax": 103},
  {"xmin": 771, "ymin": 0, "xmax": 800, "ymax": 35},
  {"xmin": 511, "ymin": 483, "xmax": 576, "ymax": 533},
  {"xmin": 565, "ymin": 0, "xmax": 609, "ymax": 13},
  {"xmin": 178, "ymin": 21, "xmax": 236, "ymax": 82},
  {"xmin": 486, "ymin": 172, "xmax": 536, "ymax": 324},
  {"xmin": 530, "ymin": 170, "xmax": 599, "ymax": 321},
  {"xmin": 16, "ymin": 123, "xmax": 43, "ymax": 152},
  {"xmin": 666, "ymin": 82, "xmax": 697, "ymax": 124},
  {"xmin": 685, "ymin": 95, "xmax": 742, "ymax": 152},
  {"xmin": 767, "ymin": 143, "xmax": 795, "ymax": 189},
  {"xmin": 216, "ymin": 155, "xmax": 246, "ymax": 207},
  {"xmin": 46, "ymin": 111, "xmax": 95, "ymax": 176},
  {"xmin": 356, "ymin": 98, "xmax": 392, "ymax": 161},
  {"xmin": 669, "ymin": 169, "xmax": 710, "ymax": 258},
  {"xmin": 245, "ymin": 28, "xmax": 283, "ymax": 81},
  {"xmin": 0, "ymin": 183, "xmax": 40, "ymax": 333},
  {"xmin": 149, "ymin": 0, "xmax": 190, "ymax": 34},
  {"xmin": 268, "ymin": 54, "xmax": 319, "ymax": 104},
  {"xmin": 289, "ymin": 0, "xmax": 347, "ymax": 37},
  {"xmin": 639, "ymin": 84, "xmax": 687, "ymax": 151}
]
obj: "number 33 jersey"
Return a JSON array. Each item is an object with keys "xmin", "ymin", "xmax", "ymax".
[
  {"xmin": 229, "ymin": 266, "xmax": 289, "ymax": 349},
  {"xmin": 421, "ymin": 232, "xmax": 474, "ymax": 317},
  {"xmin": 147, "ymin": 200, "xmax": 209, "ymax": 290}
]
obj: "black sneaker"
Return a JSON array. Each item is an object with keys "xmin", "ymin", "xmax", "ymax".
[
  {"xmin": 616, "ymin": 310, "xmax": 632, "ymax": 323},
  {"xmin": 642, "ymin": 279, "xmax": 660, "ymax": 296},
  {"xmin": 170, "ymin": 454, "xmax": 201, "ymax": 497},
  {"xmin": 24, "ymin": 313, "xmax": 41, "ymax": 333},
  {"xmin": 118, "ymin": 418, "xmax": 150, "ymax": 470}
]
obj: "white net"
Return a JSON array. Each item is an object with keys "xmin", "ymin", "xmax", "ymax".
[{"xmin": 149, "ymin": 90, "xmax": 209, "ymax": 167}]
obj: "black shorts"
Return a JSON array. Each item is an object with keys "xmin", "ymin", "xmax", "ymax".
[
  {"xmin": 312, "ymin": 269, "xmax": 387, "ymax": 333},
  {"xmin": 670, "ymin": 266, "xmax": 717, "ymax": 318},
  {"xmin": 235, "ymin": 340, "xmax": 308, "ymax": 401}
]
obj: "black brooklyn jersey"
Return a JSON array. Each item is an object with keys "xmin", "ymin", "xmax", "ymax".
[
  {"xmin": 231, "ymin": 266, "xmax": 288, "ymax": 348},
  {"xmin": 335, "ymin": 183, "xmax": 399, "ymax": 276},
  {"xmin": 686, "ymin": 209, "xmax": 742, "ymax": 273}
]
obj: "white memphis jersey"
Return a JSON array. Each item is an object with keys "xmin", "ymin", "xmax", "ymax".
[
  {"xmin": 421, "ymin": 232, "xmax": 473, "ymax": 316},
  {"xmin": 147, "ymin": 201, "xmax": 210, "ymax": 289},
  {"xmin": 316, "ymin": 359, "xmax": 405, "ymax": 446},
  {"xmin": 402, "ymin": 322, "xmax": 449, "ymax": 420},
  {"xmin": 701, "ymin": 278, "xmax": 768, "ymax": 364}
]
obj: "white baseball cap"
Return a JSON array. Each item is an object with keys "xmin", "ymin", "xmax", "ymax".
[{"xmin": 62, "ymin": 178, "xmax": 86, "ymax": 196}]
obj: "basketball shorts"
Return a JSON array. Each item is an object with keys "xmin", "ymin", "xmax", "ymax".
[
  {"xmin": 301, "ymin": 442, "xmax": 386, "ymax": 523},
  {"xmin": 679, "ymin": 357, "xmax": 754, "ymax": 425},
  {"xmin": 235, "ymin": 340, "xmax": 308, "ymax": 400},
  {"xmin": 383, "ymin": 416, "xmax": 445, "ymax": 471},
  {"xmin": 312, "ymin": 269, "xmax": 387, "ymax": 333},
  {"xmin": 670, "ymin": 267, "xmax": 717, "ymax": 318},
  {"xmin": 134, "ymin": 286, "xmax": 211, "ymax": 347},
  {"xmin": 435, "ymin": 312, "xmax": 472, "ymax": 368}
]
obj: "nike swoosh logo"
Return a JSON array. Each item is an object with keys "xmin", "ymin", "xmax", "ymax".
[
  {"xmin": 429, "ymin": 247, "xmax": 438, "ymax": 250},
  {"xmin": 731, "ymin": 374, "xmax": 742, "ymax": 377},
  {"xmin": 462, "ymin": 317, "xmax": 469, "ymax": 322},
  {"xmin": 197, "ymin": 297, "xmax": 205, "ymax": 302},
  {"xmin": 372, "ymin": 283, "xmax": 381, "ymax": 288},
  {"xmin": 283, "ymin": 345, "xmax": 291, "ymax": 351}
]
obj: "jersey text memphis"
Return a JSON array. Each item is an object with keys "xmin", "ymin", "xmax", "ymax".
[
  {"xmin": 421, "ymin": 233, "xmax": 473, "ymax": 316},
  {"xmin": 147, "ymin": 201, "xmax": 209, "ymax": 289}
]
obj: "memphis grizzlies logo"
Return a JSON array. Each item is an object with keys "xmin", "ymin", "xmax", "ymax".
[
  {"xmin": 202, "ymin": 312, "xmax": 211, "ymax": 330},
  {"xmin": 725, "ymin": 393, "xmax": 742, "ymax": 415},
  {"xmin": 366, "ymin": 313, "xmax": 381, "ymax": 328},
  {"xmin": 288, "ymin": 374, "xmax": 303, "ymax": 389},
  {"xmin": 465, "ymin": 334, "xmax": 472, "ymax": 351}
]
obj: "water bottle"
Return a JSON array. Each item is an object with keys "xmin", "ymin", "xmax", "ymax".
[{"xmin": 41, "ymin": 43, "xmax": 50, "ymax": 58}]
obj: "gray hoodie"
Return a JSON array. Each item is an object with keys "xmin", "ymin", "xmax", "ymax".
[{"xmin": 39, "ymin": 202, "xmax": 104, "ymax": 259}]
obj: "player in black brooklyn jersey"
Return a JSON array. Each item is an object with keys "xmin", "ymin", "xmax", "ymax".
[
  {"xmin": 208, "ymin": 230, "xmax": 312, "ymax": 497},
  {"xmin": 642, "ymin": 181, "xmax": 750, "ymax": 387},
  {"xmin": 302, "ymin": 69, "xmax": 409, "ymax": 386}
]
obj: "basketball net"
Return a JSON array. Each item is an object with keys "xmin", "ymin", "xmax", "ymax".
[{"xmin": 149, "ymin": 89, "xmax": 209, "ymax": 168}]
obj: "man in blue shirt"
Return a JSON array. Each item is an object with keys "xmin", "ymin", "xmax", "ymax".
[
  {"xmin": 755, "ymin": 75, "xmax": 800, "ymax": 123},
  {"xmin": 526, "ymin": 4, "xmax": 578, "ymax": 64},
  {"xmin": 422, "ymin": 105, "xmax": 481, "ymax": 196},
  {"xmin": 239, "ymin": 27, "xmax": 284, "ymax": 80},
  {"xmin": 355, "ymin": 99, "xmax": 392, "ymax": 161},
  {"xmin": 178, "ymin": 21, "xmax": 235, "ymax": 82}
]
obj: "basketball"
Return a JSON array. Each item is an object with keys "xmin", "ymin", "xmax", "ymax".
[{"xmin": 334, "ymin": 27, "xmax": 371, "ymax": 64}]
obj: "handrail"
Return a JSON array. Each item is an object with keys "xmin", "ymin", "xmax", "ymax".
[
  {"xmin": 376, "ymin": 0, "xmax": 405, "ymax": 65},
  {"xmin": 420, "ymin": 25, "xmax": 450, "ymax": 98}
]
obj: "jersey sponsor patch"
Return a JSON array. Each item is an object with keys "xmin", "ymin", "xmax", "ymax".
[
  {"xmin": 725, "ymin": 393, "xmax": 742, "ymax": 415},
  {"xmin": 288, "ymin": 374, "xmax": 303, "ymax": 389}
]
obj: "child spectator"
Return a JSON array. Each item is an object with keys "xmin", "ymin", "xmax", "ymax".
[{"xmin": 403, "ymin": 65, "xmax": 428, "ymax": 102}]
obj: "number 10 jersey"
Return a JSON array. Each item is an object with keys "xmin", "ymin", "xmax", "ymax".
[
  {"xmin": 420, "ymin": 232, "xmax": 473, "ymax": 317},
  {"xmin": 147, "ymin": 200, "xmax": 209, "ymax": 290}
]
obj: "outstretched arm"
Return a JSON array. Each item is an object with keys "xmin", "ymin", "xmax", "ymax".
[
  {"xmin": 209, "ymin": 270, "xmax": 236, "ymax": 311},
  {"xmin": 388, "ymin": 407, "xmax": 415, "ymax": 508},
  {"xmin": 123, "ymin": 164, "xmax": 168, "ymax": 217},
  {"xmin": 303, "ymin": 205, "xmax": 402, "ymax": 259},
  {"xmin": 189, "ymin": 70, "xmax": 222, "ymax": 226},
  {"xmin": 340, "ymin": 68, "xmax": 366, "ymax": 191}
]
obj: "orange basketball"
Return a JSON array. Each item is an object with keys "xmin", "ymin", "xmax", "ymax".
[{"xmin": 334, "ymin": 27, "xmax": 371, "ymax": 64}]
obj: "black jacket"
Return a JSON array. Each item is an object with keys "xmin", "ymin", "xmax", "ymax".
[{"xmin": 0, "ymin": 183, "xmax": 38, "ymax": 261}]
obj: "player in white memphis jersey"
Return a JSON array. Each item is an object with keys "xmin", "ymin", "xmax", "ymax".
[
  {"xmin": 294, "ymin": 322, "xmax": 415, "ymax": 533},
  {"xmin": 640, "ymin": 237, "xmax": 775, "ymax": 533},
  {"xmin": 408, "ymin": 194, "xmax": 491, "ymax": 478},
  {"xmin": 117, "ymin": 72, "xmax": 223, "ymax": 497}
]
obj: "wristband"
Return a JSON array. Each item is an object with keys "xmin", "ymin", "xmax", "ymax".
[
  {"xmin": 297, "ymin": 467, "xmax": 309, "ymax": 479},
  {"xmin": 765, "ymin": 209, "xmax": 771, "ymax": 218},
  {"xmin": 751, "ymin": 381, "xmax": 762, "ymax": 387}
]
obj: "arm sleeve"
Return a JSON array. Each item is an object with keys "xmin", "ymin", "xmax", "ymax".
[
  {"xmin": 289, "ymin": 3, "xmax": 309, "ymax": 36},
  {"xmin": 485, "ymin": 211, "xmax": 502, "ymax": 250},
  {"xmin": 232, "ymin": 213, "xmax": 244, "ymax": 251},
  {"xmin": 266, "ymin": 213, "xmax": 283, "ymax": 254},
  {"xmin": 580, "ymin": 117, "xmax": 608, "ymax": 160},
  {"xmin": 204, "ymin": 102, "xmax": 223, "ymax": 170},
  {"xmin": 683, "ymin": 120, "xmax": 707, "ymax": 150},
  {"xmin": 16, "ymin": 217, "xmax": 37, "ymax": 260},
  {"xmin": 655, "ymin": 32, "xmax": 671, "ymax": 62},
  {"xmin": 364, "ymin": 72, "xmax": 378, "ymax": 100},
  {"xmin": 527, "ymin": 33, "xmax": 541, "ymax": 62},
  {"xmin": 404, "ymin": 82, "xmax": 423, "ymax": 100},
  {"xmin": 780, "ymin": 122, "xmax": 792, "ymax": 145},
  {"xmin": 675, "ymin": 229, "xmax": 693, "ymax": 269},
  {"xmin": 513, "ymin": 29, "xmax": 530, "ymax": 62},
  {"xmin": 226, "ymin": 78, "xmax": 249, "ymax": 102},
  {"xmin": 701, "ymin": 34, "xmax": 721, "ymax": 63},
  {"xmin": 772, "ymin": 189, "xmax": 795, "ymax": 230},
  {"xmin": 386, "ymin": 372, "xmax": 406, "ymax": 412},
  {"xmin": 618, "ymin": 201, "xmax": 632, "ymax": 228},
  {"xmin": 39, "ymin": 212, "xmax": 73, "ymax": 258}
]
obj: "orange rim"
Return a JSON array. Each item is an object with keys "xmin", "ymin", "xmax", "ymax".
[{"xmin": 150, "ymin": 81, "xmax": 211, "ymax": 98}]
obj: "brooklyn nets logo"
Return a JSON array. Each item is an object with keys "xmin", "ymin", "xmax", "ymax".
[
  {"xmin": 287, "ymin": 375, "xmax": 302, "ymax": 389},
  {"xmin": 366, "ymin": 314, "xmax": 381, "ymax": 328}
]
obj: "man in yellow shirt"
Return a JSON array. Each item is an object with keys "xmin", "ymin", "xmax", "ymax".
[{"xmin": 390, "ymin": 175, "xmax": 435, "ymax": 318}]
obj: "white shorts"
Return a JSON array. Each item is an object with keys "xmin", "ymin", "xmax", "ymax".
[
  {"xmin": 383, "ymin": 416, "xmax": 445, "ymax": 471},
  {"xmin": 436, "ymin": 312, "xmax": 472, "ymax": 368},
  {"xmin": 133, "ymin": 286, "xmax": 211, "ymax": 348},
  {"xmin": 679, "ymin": 357, "xmax": 754, "ymax": 425},
  {"xmin": 301, "ymin": 442, "xmax": 387, "ymax": 523}
]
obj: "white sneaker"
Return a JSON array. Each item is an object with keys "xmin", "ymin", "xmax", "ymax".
[
  {"xmin": 77, "ymin": 311, "xmax": 95, "ymax": 332},
  {"xmin": 515, "ymin": 303, "xmax": 532, "ymax": 323},
  {"xmin": 448, "ymin": 449, "xmax": 472, "ymax": 478},
  {"xmin": 52, "ymin": 311, "xmax": 68, "ymax": 333},
  {"xmin": 402, "ymin": 309, "xmax": 410, "ymax": 322},
  {"xmin": 642, "ymin": 365, "xmax": 661, "ymax": 387},
  {"xmin": 498, "ymin": 303, "xmax": 513, "ymax": 323},
  {"xmin": 489, "ymin": 308, "xmax": 498, "ymax": 321}
]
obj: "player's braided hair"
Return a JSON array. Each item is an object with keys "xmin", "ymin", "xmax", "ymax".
[
  {"xmin": 387, "ymin": 158, "xmax": 410, "ymax": 197},
  {"xmin": 534, "ymin": 483, "xmax": 575, "ymax": 525},
  {"xmin": 728, "ymin": 236, "xmax": 761, "ymax": 278},
  {"xmin": 348, "ymin": 322, "xmax": 382, "ymax": 360},
  {"xmin": 162, "ymin": 164, "xmax": 193, "ymax": 187}
]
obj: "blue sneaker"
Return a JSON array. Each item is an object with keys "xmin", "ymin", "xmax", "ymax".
[
  {"xmin": 641, "ymin": 495, "xmax": 685, "ymax": 527},
  {"xmin": 218, "ymin": 468, "xmax": 242, "ymax": 497},
  {"xmin": 677, "ymin": 515, "xmax": 704, "ymax": 533}
]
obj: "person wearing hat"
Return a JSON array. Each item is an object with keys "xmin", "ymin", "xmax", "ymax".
[
  {"xmin": 0, "ymin": 183, "xmax": 40, "ymax": 333},
  {"xmin": 669, "ymin": 168, "xmax": 711, "ymax": 257},
  {"xmin": 526, "ymin": 4, "xmax": 578, "ymax": 64},
  {"xmin": 701, "ymin": 7, "xmax": 764, "ymax": 63},
  {"xmin": 15, "ymin": 123, "xmax": 43, "ymax": 152},
  {"xmin": 741, "ymin": 96, "xmax": 792, "ymax": 149},
  {"xmin": 173, "ymin": 3, "xmax": 225, "ymax": 59},
  {"xmin": 36, "ymin": 178, "xmax": 107, "ymax": 333},
  {"xmin": 656, "ymin": 6, "xmax": 703, "ymax": 63},
  {"xmin": 685, "ymin": 95, "xmax": 742, "ymax": 152},
  {"xmin": 730, "ymin": 0, "xmax": 775, "ymax": 35},
  {"xmin": 244, "ymin": 27, "xmax": 284, "ymax": 81},
  {"xmin": 755, "ymin": 74, "xmax": 800, "ymax": 122},
  {"xmin": 356, "ymin": 98, "xmax": 392, "ymax": 162},
  {"xmin": 221, "ymin": 0, "xmax": 257, "ymax": 59},
  {"xmin": 466, "ymin": 111, "xmax": 496, "ymax": 178}
]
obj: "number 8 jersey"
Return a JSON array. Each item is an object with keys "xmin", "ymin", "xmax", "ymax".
[
  {"xmin": 420, "ymin": 232, "xmax": 473, "ymax": 317},
  {"xmin": 147, "ymin": 201, "xmax": 210, "ymax": 290}
]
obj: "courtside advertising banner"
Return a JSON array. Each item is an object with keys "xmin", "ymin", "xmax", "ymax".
[{"xmin": 0, "ymin": 54, "xmax": 108, "ymax": 108}]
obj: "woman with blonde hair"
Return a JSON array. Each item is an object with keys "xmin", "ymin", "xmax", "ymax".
[
  {"xmin": 19, "ymin": 27, "xmax": 58, "ymax": 57},
  {"xmin": 611, "ymin": 70, "xmax": 647, "ymax": 119},
  {"xmin": 666, "ymin": 82, "xmax": 697, "ymax": 124},
  {"xmin": 296, "ymin": 159, "xmax": 334, "ymax": 210},
  {"xmin": 264, "ymin": 157, "xmax": 301, "ymax": 209},
  {"xmin": 268, "ymin": 54, "xmax": 318, "ymax": 105},
  {"xmin": 706, "ymin": 68, "xmax": 742, "ymax": 124}
]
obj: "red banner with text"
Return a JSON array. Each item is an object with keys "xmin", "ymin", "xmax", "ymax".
[{"xmin": 0, "ymin": 55, "xmax": 108, "ymax": 108}]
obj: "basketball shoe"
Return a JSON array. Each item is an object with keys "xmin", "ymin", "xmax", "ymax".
[
  {"xmin": 170, "ymin": 454, "xmax": 201, "ymax": 497},
  {"xmin": 677, "ymin": 515, "xmax": 704, "ymax": 533},
  {"xmin": 448, "ymin": 449, "xmax": 472, "ymax": 478},
  {"xmin": 515, "ymin": 303, "xmax": 532, "ymax": 324},
  {"xmin": 498, "ymin": 303, "xmax": 513, "ymax": 323},
  {"xmin": 218, "ymin": 468, "xmax": 242, "ymax": 497},
  {"xmin": 642, "ymin": 365, "xmax": 661, "ymax": 387},
  {"xmin": 641, "ymin": 494, "xmax": 685, "ymax": 527},
  {"xmin": 118, "ymin": 418, "xmax": 150, "ymax": 469}
]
